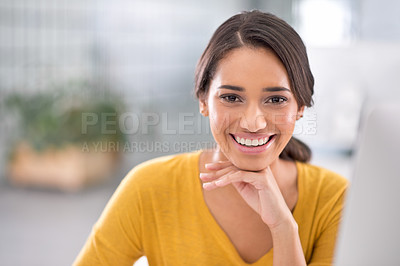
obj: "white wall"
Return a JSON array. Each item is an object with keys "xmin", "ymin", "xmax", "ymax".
[{"xmin": 296, "ymin": 42, "xmax": 400, "ymax": 152}]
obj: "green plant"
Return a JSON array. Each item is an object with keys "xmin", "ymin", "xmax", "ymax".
[{"xmin": 3, "ymin": 80, "xmax": 126, "ymax": 152}]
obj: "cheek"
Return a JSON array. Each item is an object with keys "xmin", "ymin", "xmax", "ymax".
[
  {"xmin": 271, "ymin": 112, "xmax": 298, "ymax": 134},
  {"xmin": 209, "ymin": 107, "xmax": 234, "ymax": 135}
]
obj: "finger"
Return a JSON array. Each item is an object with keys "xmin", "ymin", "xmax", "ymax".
[
  {"xmin": 214, "ymin": 171, "xmax": 267, "ymax": 189},
  {"xmin": 204, "ymin": 160, "xmax": 233, "ymax": 170},
  {"xmin": 202, "ymin": 181, "xmax": 218, "ymax": 190},
  {"xmin": 199, "ymin": 166, "xmax": 235, "ymax": 182},
  {"xmin": 202, "ymin": 170, "xmax": 236, "ymax": 190}
]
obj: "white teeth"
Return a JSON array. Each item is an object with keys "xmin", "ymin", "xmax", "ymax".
[{"xmin": 234, "ymin": 135, "xmax": 272, "ymax": 147}]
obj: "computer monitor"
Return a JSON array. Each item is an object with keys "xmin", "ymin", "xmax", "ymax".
[{"xmin": 334, "ymin": 103, "xmax": 400, "ymax": 265}]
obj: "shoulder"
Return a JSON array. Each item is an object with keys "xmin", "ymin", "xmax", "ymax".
[
  {"xmin": 297, "ymin": 161, "xmax": 349, "ymax": 193},
  {"xmin": 295, "ymin": 162, "xmax": 350, "ymax": 232},
  {"xmin": 97, "ymin": 151, "xmax": 201, "ymax": 222},
  {"xmin": 296, "ymin": 161, "xmax": 349, "ymax": 212},
  {"xmin": 122, "ymin": 150, "xmax": 201, "ymax": 190}
]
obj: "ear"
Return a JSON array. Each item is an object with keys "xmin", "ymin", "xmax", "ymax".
[
  {"xmin": 199, "ymin": 98, "xmax": 209, "ymax": 117},
  {"xmin": 296, "ymin": 106, "xmax": 305, "ymax": 120}
]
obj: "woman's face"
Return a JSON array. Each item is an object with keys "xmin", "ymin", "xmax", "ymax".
[{"xmin": 200, "ymin": 47, "xmax": 304, "ymax": 171}]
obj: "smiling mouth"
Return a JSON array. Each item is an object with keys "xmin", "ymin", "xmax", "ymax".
[{"xmin": 230, "ymin": 134, "xmax": 276, "ymax": 147}]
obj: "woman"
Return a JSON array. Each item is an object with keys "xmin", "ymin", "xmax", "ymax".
[{"xmin": 74, "ymin": 10, "xmax": 348, "ymax": 266}]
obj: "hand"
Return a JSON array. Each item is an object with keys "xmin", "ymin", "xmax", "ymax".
[{"xmin": 200, "ymin": 161, "xmax": 294, "ymax": 229}]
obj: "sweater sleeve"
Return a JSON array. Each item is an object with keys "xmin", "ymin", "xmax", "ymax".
[
  {"xmin": 73, "ymin": 170, "xmax": 144, "ymax": 266},
  {"xmin": 308, "ymin": 184, "xmax": 348, "ymax": 266}
]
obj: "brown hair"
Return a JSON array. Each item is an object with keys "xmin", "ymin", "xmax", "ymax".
[{"xmin": 194, "ymin": 10, "xmax": 314, "ymax": 162}]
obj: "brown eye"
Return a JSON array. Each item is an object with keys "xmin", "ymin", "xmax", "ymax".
[
  {"xmin": 267, "ymin": 96, "xmax": 287, "ymax": 104},
  {"xmin": 220, "ymin": 94, "xmax": 241, "ymax": 103}
]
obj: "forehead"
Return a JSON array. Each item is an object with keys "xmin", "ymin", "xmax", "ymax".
[{"xmin": 212, "ymin": 47, "xmax": 291, "ymax": 90}]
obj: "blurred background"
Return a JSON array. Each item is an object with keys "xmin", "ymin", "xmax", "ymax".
[{"xmin": 1, "ymin": 0, "xmax": 399, "ymax": 265}]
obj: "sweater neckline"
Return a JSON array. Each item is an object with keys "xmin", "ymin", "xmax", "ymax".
[{"xmin": 190, "ymin": 149, "xmax": 304, "ymax": 265}]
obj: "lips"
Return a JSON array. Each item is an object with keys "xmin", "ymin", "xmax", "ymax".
[
  {"xmin": 230, "ymin": 134, "xmax": 275, "ymax": 147},
  {"xmin": 229, "ymin": 133, "xmax": 276, "ymax": 154}
]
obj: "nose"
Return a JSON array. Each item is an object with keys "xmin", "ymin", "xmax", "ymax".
[{"xmin": 239, "ymin": 104, "xmax": 267, "ymax": 132}]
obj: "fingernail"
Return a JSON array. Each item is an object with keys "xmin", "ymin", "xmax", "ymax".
[
  {"xmin": 199, "ymin": 173, "xmax": 207, "ymax": 179},
  {"xmin": 203, "ymin": 182, "xmax": 213, "ymax": 189}
]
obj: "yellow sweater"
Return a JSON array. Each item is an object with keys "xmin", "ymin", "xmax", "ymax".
[{"xmin": 74, "ymin": 150, "xmax": 348, "ymax": 266}]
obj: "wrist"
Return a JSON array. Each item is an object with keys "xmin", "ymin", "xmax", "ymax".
[{"xmin": 269, "ymin": 217, "xmax": 298, "ymax": 236}]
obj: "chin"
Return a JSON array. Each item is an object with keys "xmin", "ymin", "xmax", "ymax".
[
  {"xmin": 217, "ymin": 141, "xmax": 279, "ymax": 172},
  {"xmin": 228, "ymin": 154, "xmax": 273, "ymax": 172}
]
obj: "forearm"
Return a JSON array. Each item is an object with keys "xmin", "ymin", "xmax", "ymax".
[{"xmin": 270, "ymin": 218, "xmax": 306, "ymax": 266}]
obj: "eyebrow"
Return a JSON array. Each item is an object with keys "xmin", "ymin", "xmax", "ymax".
[{"xmin": 217, "ymin": 85, "xmax": 290, "ymax": 92}]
